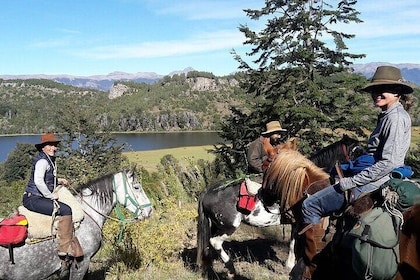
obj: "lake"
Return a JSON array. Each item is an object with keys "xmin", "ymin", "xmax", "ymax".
[{"xmin": 0, "ymin": 132, "xmax": 223, "ymax": 162}]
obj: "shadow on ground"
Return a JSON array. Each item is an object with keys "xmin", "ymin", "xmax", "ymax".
[{"xmin": 181, "ymin": 238, "xmax": 290, "ymax": 280}]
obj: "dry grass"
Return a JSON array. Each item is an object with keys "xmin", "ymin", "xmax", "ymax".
[{"xmin": 412, "ymin": 126, "xmax": 420, "ymax": 147}]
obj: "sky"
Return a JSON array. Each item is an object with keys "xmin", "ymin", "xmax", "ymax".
[{"xmin": 1, "ymin": 0, "xmax": 419, "ymax": 77}]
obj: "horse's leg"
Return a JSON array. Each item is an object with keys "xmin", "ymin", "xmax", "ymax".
[
  {"xmin": 286, "ymin": 237, "xmax": 296, "ymax": 269},
  {"xmin": 210, "ymin": 234, "xmax": 236, "ymax": 278}
]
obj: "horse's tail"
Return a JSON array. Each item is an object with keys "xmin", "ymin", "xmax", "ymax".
[{"xmin": 196, "ymin": 190, "xmax": 212, "ymax": 276}]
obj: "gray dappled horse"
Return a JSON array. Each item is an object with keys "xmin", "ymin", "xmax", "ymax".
[{"xmin": 0, "ymin": 168, "xmax": 153, "ymax": 280}]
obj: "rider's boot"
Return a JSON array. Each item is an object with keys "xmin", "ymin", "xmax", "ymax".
[
  {"xmin": 298, "ymin": 222, "xmax": 326, "ymax": 280},
  {"xmin": 57, "ymin": 215, "xmax": 74, "ymax": 278}
]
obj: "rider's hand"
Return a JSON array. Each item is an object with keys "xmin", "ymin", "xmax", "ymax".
[{"xmin": 58, "ymin": 178, "xmax": 69, "ymax": 186}]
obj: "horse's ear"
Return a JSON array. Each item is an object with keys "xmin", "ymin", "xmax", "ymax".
[{"xmin": 288, "ymin": 137, "xmax": 298, "ymax": 150}]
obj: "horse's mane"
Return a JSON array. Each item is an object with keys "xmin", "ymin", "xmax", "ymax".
[
  {"xmin": 76, "ymin": 172, "xmax": 115, "ymax": 205},
  {"xmin": 263, "ymin": 149, "xmax": 330, "ymax": 210},
  {"xmin": 309, "ymin": 140, "xmax": 344, "ymax": 170}
]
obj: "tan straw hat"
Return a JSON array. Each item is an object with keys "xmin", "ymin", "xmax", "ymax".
[
  {"xmin": 261, "ymin": 121, "xmax": 287, "ymax": 136},
  {"xmin": 35, "ymin": 132, "xmax": 61, "ymax": 149},
  {"xmin": 361, "ymin": 66, "xmax": 413, "ymax": 94}
]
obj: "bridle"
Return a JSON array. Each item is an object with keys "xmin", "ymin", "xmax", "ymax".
[
  {"xmin": 77, "ymin": 170, "xmax": 152, "ymax": 235},
  {"xmin": 112, "ymin": 171, "xmax": 152, "ymax": 222}
]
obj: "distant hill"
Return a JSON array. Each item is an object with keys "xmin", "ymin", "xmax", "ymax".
[
  {"xmin": 0, "ymin": 68, "xmax": 195, "ymax": 92},
  {"xmin": 1, "ymin": 63, "xmax": 418, "ymax": 91},
  {"xmin": 351, "ymin": 63, "xmax": 420, "ymax": 86}
]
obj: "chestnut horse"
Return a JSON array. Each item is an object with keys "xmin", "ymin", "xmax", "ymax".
[{"xmin": 262, "ymin": 149, "xmax": 420, "ymax": 280}]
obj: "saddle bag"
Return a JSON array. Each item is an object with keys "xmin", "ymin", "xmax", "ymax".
[
  {"xmin": 382, "ymin": 178, "xmax": 420, "ymax": 212},
  {"xmin": 0, "ymin": 214, "xmax": 28, "ymax": 264},
  {"xmin": 347, "ymin": 206, "xmax": 401, "ymax": 280}
]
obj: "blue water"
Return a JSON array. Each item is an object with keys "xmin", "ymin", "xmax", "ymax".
[{"xmin": 0, "ymin": 132, "xmax": 223, "ymax": 162}]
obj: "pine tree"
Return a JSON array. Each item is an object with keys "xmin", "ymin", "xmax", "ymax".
[{"xmin": 216, "ymin": 0, "xmax": 377, "ymax": 176}]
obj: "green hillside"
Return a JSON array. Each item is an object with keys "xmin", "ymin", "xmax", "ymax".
[
  {"xmin": 0, "ymin": 72, "xmax": 251, "ymax": 134},
  {"xmin": 1, "ymin": 71, "xmax": 419, "ymax": 135}
]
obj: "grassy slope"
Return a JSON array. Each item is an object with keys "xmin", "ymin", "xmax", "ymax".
[{"xmin": 124, "ymin": 145, "xmax": 216, "ymax": 172}]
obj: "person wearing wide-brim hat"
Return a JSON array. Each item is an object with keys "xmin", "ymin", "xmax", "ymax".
[
  {"xmin": 35, "ymin": 132, "xmax": 61, "ymax": 151},
  {"xmin": 23, "ymin": 132, "xmax": 81, "ymax": 275},
  {"xmin": 247, "ymin": 120, "xmax": 287, "ymax": 174},
  {"xmin": 299, "ymin": 65, "xmax": 414, "ymax": 279}
]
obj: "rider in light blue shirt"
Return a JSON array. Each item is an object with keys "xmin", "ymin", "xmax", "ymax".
[{"xmin": 299, "ymin": 66, "xmax": 414, "ymax": 280}]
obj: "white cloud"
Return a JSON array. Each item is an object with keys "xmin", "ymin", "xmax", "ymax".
[
  {"xmin": 73, "ymin": 30, "xmax": 244, "ymax": 59},
  {"xmin": 150, "ymin": 0, "xmax": 261, "ymax": 20}
]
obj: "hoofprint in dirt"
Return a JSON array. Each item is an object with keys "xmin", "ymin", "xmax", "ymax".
[{"xmin": 196, "ymin": 223, "xmax": 293, "ymax": 279}]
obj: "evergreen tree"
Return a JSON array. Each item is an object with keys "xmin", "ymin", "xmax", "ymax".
[
  {"xmin": 2, "ymin": 143, "xmax": 36, "ymax": 183},
  {"xmin": 54, "ymin": 101, "xmax": 127, "ymax": 185},
  {"xmin": 217, "ymin": 0, "xmax": 377, "ymax": 176}
]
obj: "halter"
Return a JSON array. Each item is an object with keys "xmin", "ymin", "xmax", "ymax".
[
  {"xmin": 112, "ymin": 171, "xmax": 152, "ymax": 222},
  {"xmin": 77, "ymin": 170, "xmax": 152, "ymax": 240}
]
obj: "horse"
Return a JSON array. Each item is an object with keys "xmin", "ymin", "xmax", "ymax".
[
  {"xmin": 196, "ymin": 135, "xmax": 361, "ymax": 278},
  {"xmin": 196, "ymin": 138, "xmax": 298, "ymax": 278},
  {"xmin": 262, "ymin": 148, "xmax": 420, "ymax": 280},
  {"xmin": 309, "ymin": 134, "xmax": 361, "ymax": 174},
  {"xmin": 0, "ymin": 168, "xmax": 153, "ymax": 280}
]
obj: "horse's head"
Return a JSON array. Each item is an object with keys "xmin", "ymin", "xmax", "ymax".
[
  {"xmin": 264, "ymin": 137, "xmax": 298, "ymax": 158},
  {"xmin": 113, "ymin": 167, "xmax": 153, "ymax": 220},
  {"xmin": 341, "ymin": 134, "xmax": 363, "ymax": 161},
  {"xmin": 262, "ymin": 149, "xmax": 329, "ymax": 211},
  {"xmin": 280, "ymin": 137, "xmax": 298, "ymax": 151}
]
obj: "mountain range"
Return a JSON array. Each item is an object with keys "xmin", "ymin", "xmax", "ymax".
[{"xmin": 0, "ymin": 63, "xmax": 419, "ymax": 92}]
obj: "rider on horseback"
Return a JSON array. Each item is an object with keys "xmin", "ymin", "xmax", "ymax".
[
  {"xmin": 247, "ymin": 120, "xmax": 287, "ymax": 176},
  {"xmin": 299, "ymin": 66, "xmax": 414, "ymax": 279},
  {"xmin": 22, "ymin": 132, "xmax": 83, "ymax": 276}
]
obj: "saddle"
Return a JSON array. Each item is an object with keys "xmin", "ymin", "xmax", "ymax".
[{"xmin": 18, "ymin": 187, "xmax": 84, "ymax": 241}]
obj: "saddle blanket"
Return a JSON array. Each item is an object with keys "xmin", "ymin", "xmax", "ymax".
[
  {"xmin": 18, "ymin": 186, "xmax": 84, "ymax": 240},
  {"xmin": 237, "ymin": 179, "xmax": 261, "ymax": 213}
]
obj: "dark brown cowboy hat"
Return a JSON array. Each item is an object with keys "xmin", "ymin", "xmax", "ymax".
[
  {"xmin": 35, "ymin": 132, "xmax": 61, "ymax": 149},
  {"xmin": 361, "ymin": 66, "xmax": 413, "ymax": 94},
  {"xmin": 261, "ymin": 121, "xmax": 287, "ymax": 136}
]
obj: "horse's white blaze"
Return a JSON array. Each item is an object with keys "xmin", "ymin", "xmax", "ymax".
[
  {"xmin": 243, "ymin": 201, "xmax": 281, "ymax": 227},
  {"xmin": 286, "ymin": 238, "xmax": 296, "ymax": 269},
  {"xmin": 210, "ymin": 234, "xmax": 231, "ymax": 263}
]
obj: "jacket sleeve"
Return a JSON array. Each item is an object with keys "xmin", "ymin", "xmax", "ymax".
[
  {"xmin": 247, "ymin": 140, "xmax": 266, "ymax": 173},
  {"xmin": 34, "ymin": 159, "xmax": 54, "ymax": 199},
  {"xmin": 340, "ymin": 111, "xmax": 410, "ymax": 191}
]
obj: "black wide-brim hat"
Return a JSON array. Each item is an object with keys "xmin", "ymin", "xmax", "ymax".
[{"xmin": 361, "ymin": 66, "xmax": 413, "ymax": 94}]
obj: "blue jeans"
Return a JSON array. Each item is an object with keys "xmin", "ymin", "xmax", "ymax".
[
  {"xmin": 23, "ymin": 193, "xmax": 72, "ymax": 216},
  {"xmin": 302, "ymin": 183, "xmax": 378, "ymax": 224}
]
